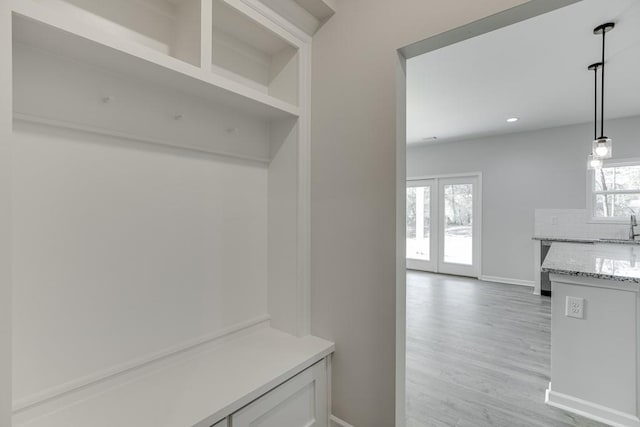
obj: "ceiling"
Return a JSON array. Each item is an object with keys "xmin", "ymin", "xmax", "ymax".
[{"xmin": 406, "ymin": 0, "xmax": 640, "ymax": 145}]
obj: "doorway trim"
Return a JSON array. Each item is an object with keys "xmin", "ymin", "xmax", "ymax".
[
  {"xmin": 407, "ymin": 172, "xmax": 483, "ymax": 278},
  {"xmin": 394, "ymin": 1, "xmax": 581, "ymax": 426}
]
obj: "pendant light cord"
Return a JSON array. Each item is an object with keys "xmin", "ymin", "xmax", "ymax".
[
  {"xmin": 594, "ymin": 65, "xmax": 598, "ymax": 140},
  {"xmin": 600, "ymin": 28, "xmax": 606, "ymax": 138}
]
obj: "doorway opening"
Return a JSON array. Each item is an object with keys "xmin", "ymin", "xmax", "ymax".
[{"xmin": 395, "ymin": 1, "xmax": 597, "ymax": 426}]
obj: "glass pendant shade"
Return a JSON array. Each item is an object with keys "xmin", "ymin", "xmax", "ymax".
[
  {"xmin": 588, "ymin": 154, "xmax": 603, "ymax": 170},
  {"xmin": 592, "ymin": 137, "xmax": 612, "ymax": 159}
]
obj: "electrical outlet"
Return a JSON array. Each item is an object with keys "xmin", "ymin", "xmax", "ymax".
[
  {"xmin": 552, "ymin": 216, "xmax": 559, "ymax": 225},
  {"xmin": 566, "ymin": 296, "xmax": 585, "ymax": 319}
]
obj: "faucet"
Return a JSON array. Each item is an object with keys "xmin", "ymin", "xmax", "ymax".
[{"xmin": 631, "ymin": 215, "xmax": 640, "ymax": 240}]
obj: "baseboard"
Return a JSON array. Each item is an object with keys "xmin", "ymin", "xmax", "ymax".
[
  {"xmin": 546, "ymin": 383, "xmax": 640, "ymax": 427},
  {"xmin": 330, "ymin": 414, "xmax": 355, "ymax": 427},
  {"xmin": 13, "ymin": 314, "xmax": 271, "ymax": 414},
  {"xmin": 480, "ymin": 275, "xmax": 534, "ymax": 287}
]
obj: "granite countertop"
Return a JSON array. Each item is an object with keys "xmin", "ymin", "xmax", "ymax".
[
  {"xmin": 533, "ymin": 236, "xmax": 640, "ymax": 245},
  {"xmin": 541, "ymin": 242, "xmax": 640, "ymax": 283}
]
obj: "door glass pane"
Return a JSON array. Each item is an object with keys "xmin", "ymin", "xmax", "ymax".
[
  {"xmin": 406, "ymin": 186, "xmax": 430, "ymax": 260},
  {"xmin": 443, "ymin": 184, "xmax": 472, "ymax": 265}
]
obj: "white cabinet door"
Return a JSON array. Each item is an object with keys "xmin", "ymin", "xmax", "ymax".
[
  {"xmin": 211, "ymin": 418, "xmax": 228, "ymax": 427},
  {"xmin": 231, "ymin": 360, "xmax": 327, "ymax": 427}
]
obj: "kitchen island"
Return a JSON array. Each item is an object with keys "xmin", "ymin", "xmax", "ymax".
[
  {"xmin": 542, "ymin": 242, "xmax": 640, "ymax": 427},
  {"xmin": 533, "ymin": 236, "xmax": 640, "ymax": 295}
]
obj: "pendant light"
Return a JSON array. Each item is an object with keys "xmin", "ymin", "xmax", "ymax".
[
  {"xmin": 591, "ymin": 22, "xmax": 615, "ymax": 160},
  {"xmin": 587, "ymin": 62, "xmax": 603, "ymax": 170}
]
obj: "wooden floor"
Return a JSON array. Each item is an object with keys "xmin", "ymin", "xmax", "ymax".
[{"xmin": 405, "ymin": 271, "xmax": 607, "ymax": 427}]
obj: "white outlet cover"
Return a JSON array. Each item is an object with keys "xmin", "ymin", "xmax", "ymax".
[{"xmin": 566, "ymin": 296, "xmax": 585, "ymax": 319}]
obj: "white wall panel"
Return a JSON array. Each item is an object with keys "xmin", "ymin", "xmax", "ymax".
[
  {"xmin": 0, "ymin": 1, "xmax": 12, "ymax": 425},
  {"xmin": 550, "ymin": 277, "xmax": 638, "ymax": 417},
  {"xmin": 12, "ymin": 122, "xmax": 269, "ymax": 402},
  {"xmin": 268, "ymin": 119, "xmax": 299, "ymax": 335}
]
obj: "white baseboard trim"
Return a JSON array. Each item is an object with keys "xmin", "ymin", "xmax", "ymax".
[
  {"xmin": 13, "ymin": 314, "xmax": 271, "ymax": 414},
  {"xmin": 480, "ymin": 275, "xmax": 534, "ymax": 288},
  {"xmin": 330, "ymin": 414, "xmax": 355, "ymax": 427},
  {"xmin": 546, "ymin": 383, "xmax": 640, "ymax": 427}
]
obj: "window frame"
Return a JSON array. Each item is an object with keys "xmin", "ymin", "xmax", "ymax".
[{"xmin": 587, "ymin": 157, "xmax": 640, "ymax": 223}]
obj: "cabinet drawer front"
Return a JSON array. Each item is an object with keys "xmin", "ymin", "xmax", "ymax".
[
  {"xmin": 211, "ymin": 419, "xmax": 228, "ymax": 427},
  {"xmin": 231, "ymin": 360, "xmax": 327, "ymax": 427}
]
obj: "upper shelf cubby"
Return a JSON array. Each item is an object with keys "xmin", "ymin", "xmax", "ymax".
[
  {"xmin": 294, "ymin": 0, "xmax": 336, "ymax": 22},
  {"xmin": 12, "ymin": 0, "xmax": 300, "ymax": 122},
  {"xmin": 31, "ymin": 0, "xmax": 203, "ymax": 67},
  {"xmin": 210, "ymin": 0, "xmax": 300, "ymax": 106}
]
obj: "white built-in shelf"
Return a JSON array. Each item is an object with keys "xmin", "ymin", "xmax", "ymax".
[
  {"xmin": 13, "ymin": 327, "xmax": 334, "ymax": 427},
  {"xmin": 294, "ymin": 0, "xmax": 336, "ymax": 22},
  {"xmin": 12, "ymin": 0, "xmax": 300, "ymax": 122},
  {"xmin": 30, "ymin": 0, "xmax": 205, "ymax": 67},
  {"xmin": 210, "ymin": 0, "xmax": 300, "ymax": 106}
]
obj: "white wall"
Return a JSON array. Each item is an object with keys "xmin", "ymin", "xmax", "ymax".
[
  {"xmin": 309, "ymin": 0, "xmax": 527, "ymax": 425},
  {"xmin": 1, "ymin": 2, "xmax": 12, "ymax": 425},
  {"xmin": 407, "ymin": 115, "xmax": 640, "ymax": 283},
  {"xmin": 11, "ymin": 121, "xmax": 269, "ymax": 404}
]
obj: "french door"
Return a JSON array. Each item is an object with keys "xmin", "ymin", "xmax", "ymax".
[{"xmin": 406, "ymin": 175, "xmax": 480, "ymax": 277}]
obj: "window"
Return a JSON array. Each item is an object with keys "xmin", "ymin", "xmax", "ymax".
[{"xmin": 589, "ymin": 159, "xmax": 640, "ymax": 221}]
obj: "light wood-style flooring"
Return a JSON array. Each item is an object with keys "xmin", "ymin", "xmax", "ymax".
[{"xmin": 406, "ymin": 271, "xmax": 607, "ymax": 427}]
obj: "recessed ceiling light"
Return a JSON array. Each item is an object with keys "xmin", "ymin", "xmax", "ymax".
[{"xmin": 506, "ymin": 117, "xmax": 519, "ymax": 123}]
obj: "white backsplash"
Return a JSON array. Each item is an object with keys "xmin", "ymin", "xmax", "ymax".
[{"xmin": 535, "ymin": 209, "xmax": 629, "ymax": 240}]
